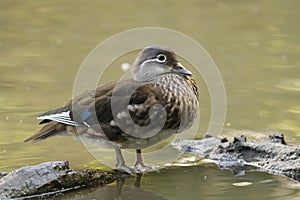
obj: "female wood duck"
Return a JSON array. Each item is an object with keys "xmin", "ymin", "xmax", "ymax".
[{"xmin": 25, "ymin": 46, "xmax": 199, "ymax": 173}]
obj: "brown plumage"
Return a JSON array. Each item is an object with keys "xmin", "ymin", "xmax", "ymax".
[{"xmin": 25, "ymin": 46, "xmax": 199, "ymax": 173}]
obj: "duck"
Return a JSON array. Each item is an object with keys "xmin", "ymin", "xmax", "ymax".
[{"xmin": 25, "ymin": 46, "xmax": 199, "ymax": 173}]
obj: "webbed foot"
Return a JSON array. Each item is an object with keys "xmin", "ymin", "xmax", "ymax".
[{"xmin": 133, "ymin": 162, "xmax": 159, "ymax": 173}]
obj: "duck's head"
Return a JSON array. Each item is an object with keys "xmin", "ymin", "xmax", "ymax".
[{"xmin": 132, "ymin": 46, "xmax": 192, "ymax": 81}]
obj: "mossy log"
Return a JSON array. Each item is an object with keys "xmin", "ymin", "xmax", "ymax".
[{"xmin": 0, "ymin": 161, "xmax": 115, "ymax": 199}]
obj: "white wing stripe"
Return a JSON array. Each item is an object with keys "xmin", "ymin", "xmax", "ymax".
[{"xmin": 37, "ymin": 111, "xmax": 81, "ymax": 126}]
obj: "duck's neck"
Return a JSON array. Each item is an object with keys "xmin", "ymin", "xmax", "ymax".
[{"xmin": 151, "ymin": 73, "xmax": 198, "ymax": 98}]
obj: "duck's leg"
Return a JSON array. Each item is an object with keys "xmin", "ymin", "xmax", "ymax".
[
  {"xmin": 134, "ymin": 149, "xmax": 159, "ymax": 173},
  {"xmin": 114, "ymin": 145, "xmax": 132, "ymax": 174},
  {"xmin": 135, "ymin": 149, "xmax": 144, "ymax": 167}
]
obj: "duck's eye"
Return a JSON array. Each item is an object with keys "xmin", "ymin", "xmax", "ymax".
[{"xmin": 157, "ymin": 54, "xmax": 167, "ymax": 62}]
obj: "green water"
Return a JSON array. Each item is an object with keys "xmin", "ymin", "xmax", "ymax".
[{"xmin": 0, "ymin": 0, "xmax": 299, "ymax": 199}]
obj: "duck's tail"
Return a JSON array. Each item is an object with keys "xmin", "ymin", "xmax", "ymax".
[{"xmin": 24, "ymin": 121, "xmax": 65, "ymax": 142}]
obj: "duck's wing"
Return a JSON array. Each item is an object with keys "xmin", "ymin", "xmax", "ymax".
[{"xmin": 25, "ymin": 80, "xmax": 164, "ymax": 142}]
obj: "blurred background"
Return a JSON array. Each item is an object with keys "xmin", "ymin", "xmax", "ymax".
[{"xmin": 0, "ymin": 1, "xmax": 299, "ymax": 199}]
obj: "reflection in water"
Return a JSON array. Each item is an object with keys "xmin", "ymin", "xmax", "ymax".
[
  {"xmin": 112, "ymin": 173, "xmax": 167, "ymax": 200},
  {"xmin": 99, "ymin": 173, "xmax": 167, "ymax": 200},
  {"xmin": 103, "ymin": 174, "xmax": 166, "ymax": 200},
  {"xmin": 51, "ymin": 166, "xmax": 300, "ymax": 200},
  {"xmin": 53, "ymin": 173, "xmax": 167, "ymax": 200}
]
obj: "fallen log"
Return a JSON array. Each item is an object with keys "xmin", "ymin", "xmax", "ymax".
[
  {"xmin": 173, "ymin": 133, "xmax": 300, "ymax": 182},
  {"xmin": 0, "ymin": 161, "xmax": 115, "ymax": 199}
]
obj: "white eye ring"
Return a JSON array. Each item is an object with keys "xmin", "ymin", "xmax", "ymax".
[{"xmin": 156, "ymin": 54, "xmax": 167, "ymax": 63}]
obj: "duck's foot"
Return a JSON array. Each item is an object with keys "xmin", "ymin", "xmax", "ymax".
[
  {"xmin": 133, "ymin": 162, "xmax": 160, "ymax": 173},
  {"xmin": 114, "ymin": 165, "xmax": 133, "ymax": 175},
  {"xmin": 114, "ymin": 163, "xmax": 159, "ymax": 175}
]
